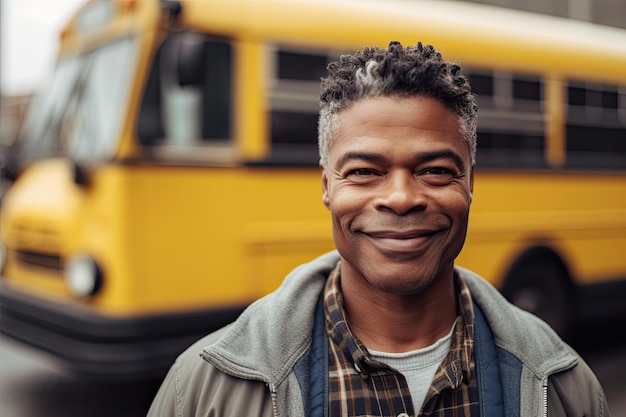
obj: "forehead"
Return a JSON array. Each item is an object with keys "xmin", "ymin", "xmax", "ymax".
[{"xmin": 330, "ymin": 95, "xmax": 470, "ymax": 165}]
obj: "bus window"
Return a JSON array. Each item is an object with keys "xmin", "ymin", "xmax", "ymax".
[
  {"xmin": 467, "ymin": 72, "xmax": 494, "ymax": 98},
  {"xmin": 467, "ymin": 69, "xmax": 546, "ymax": 169},
  {"xmin": 12, "ymin": 57, "xmax": 82, "ymax": 164},
  {"xmin": 67, "ymin": 37, "xmax": 138, "ymax": 159},
  {"xmin": 9, "ymin": 36, "xmax": 137, "ymax": 170},
  {"xmin": 565, "ymin": 81, "xmax": 626, "ymax": 169},
  {"xmin": 513, "ymin": 75, "xmax": 542, "ymax": 103},
  {"xmin": 137, "ymin": 33, "xmax": 233, "ymax": 150},
  {"xmin": 267, "ymin": 47, "xmax": 338, "ymax": 165}
]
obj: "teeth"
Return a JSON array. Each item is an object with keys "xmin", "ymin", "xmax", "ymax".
[{"xmin": 369, "ymin": 231, "xmax": 434, "ymax": 239}]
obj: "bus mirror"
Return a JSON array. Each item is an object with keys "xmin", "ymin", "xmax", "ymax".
[
  {"xmin": 0, "ymin": 164, "xmax": 17, "ymax": 182},
  {"xmin": 176, "ymin": 35, "xmax": 206, "ymax": 87},
  {"xmin": 161, "ymin": 0, "xmax": 182, "ymax": 20},
  {"xmin": 72, "ymin": 160, "xmax": 90, "ymax": 187},
  {"xmin": 1, "ymin": 142, "xmax": 20, "ymax": 182}
]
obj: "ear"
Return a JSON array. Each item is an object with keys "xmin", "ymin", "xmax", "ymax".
[
  {"xmin": 469, "ymin": 168, "xmax": 474, "ymax": 203},
  {"xmin": 321, "ymin": 163, "xmax": 330, "ymax": 209}
]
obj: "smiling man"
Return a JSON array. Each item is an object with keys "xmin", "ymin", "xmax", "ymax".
[
  {"xmin": 148, "ymin": 42, "xmax": 608, "ymax": 417},
  {"xmin": 321, "ymin": 95, "xmax": 471, "ymax": 354}
]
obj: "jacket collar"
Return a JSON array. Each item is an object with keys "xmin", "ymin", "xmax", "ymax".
[
  {"xmin": 457, "ymin": 266, "xmax": 578, "ymax": 377},
  {"xmin": 201, "ymin": 251, "xmax": 340, "ymax": 386},
  {"xmin": 201, "ymin": 252, "xmax": 577, "ymax": 386}
]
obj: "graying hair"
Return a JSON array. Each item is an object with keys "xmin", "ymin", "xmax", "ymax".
[{"xmin": 318, "ymin": 42, "xmax": 477, "ymax": 168}]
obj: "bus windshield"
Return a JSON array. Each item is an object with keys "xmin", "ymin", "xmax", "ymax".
[{"xmin": 15, "ymin": 36, "xmax": 138, "ymax": 164}]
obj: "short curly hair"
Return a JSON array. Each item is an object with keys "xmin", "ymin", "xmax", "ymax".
[{"xmin": 318, "ymin": 41, "xmax": 477, "ymax": 167}]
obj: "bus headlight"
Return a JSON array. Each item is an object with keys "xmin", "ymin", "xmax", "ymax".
[{"xmin": 64, "ymin": 255, "xmax": 103, "ymax": 297}]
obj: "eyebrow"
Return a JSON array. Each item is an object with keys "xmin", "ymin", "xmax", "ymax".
[
  {"xmin": 335, "ymin": 152, "xmax": 386, "ymax": 169},
  {"xmin": 418, "ymin": 150, "xmax": 466, "ymax": 170},
  {"xmin": 335, "ymin": 149, "xmax": 467, "ymax": 170}
]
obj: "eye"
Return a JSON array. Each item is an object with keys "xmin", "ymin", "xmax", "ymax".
[
  {"xmin": 424, "ymin": 167, "xmax": 454, "ymax": 176},
  {"xmin": 344, "ymin": 167, "xmax": 382, "ymax": 183},
  {"xmin": 348, "ymin": 168, "xmax": 378, "ymax": 176},
  {"xmin": 418, "ymin": 167, "xmax": 458, "ymax": 185}
]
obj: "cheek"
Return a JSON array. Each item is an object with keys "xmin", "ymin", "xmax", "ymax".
[
  {"xmin": 328, "ymin": 191, "xmax": 370, "ymax": 236},
  {"xmin": 433, "ymin": 184, "xmax": 472, "ymax": 210},
  {"xmin": 328, "ymin": 186, "xmax": 367, "ymax": 214}
]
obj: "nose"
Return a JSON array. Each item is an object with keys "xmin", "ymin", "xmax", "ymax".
[{"xmin": 374, "ymin": 171, "xmax": 427, "ymax": 215}]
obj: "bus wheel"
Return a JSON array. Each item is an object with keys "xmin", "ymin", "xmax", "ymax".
[{"xmin": 501, "ymin": 253, "xmax": 576, "ymax": 341}]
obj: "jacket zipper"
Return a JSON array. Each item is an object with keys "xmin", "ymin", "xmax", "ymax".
[
  {"xmin": 542, "ymin": 378, "xmax": 548, "ymax": 417},
  {"xmin": 204, "ymin": 350, "xmax": 281, "ymax": 416},
  {"xmin": 269, "ymin": 382, "xmax": 280, "ymax": 417}
]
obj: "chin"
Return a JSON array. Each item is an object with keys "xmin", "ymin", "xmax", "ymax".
[{"xmin": 364, "ymin": 266, "xmax": 441, "ymax": 295}]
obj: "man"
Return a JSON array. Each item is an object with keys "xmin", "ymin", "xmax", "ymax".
[{"xmin": 147, "ymin": 42, "xmax": 608, "ymax": 416}]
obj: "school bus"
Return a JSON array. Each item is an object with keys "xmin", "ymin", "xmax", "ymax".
[{"xmin": 1, "ymin": 0, "xmax": 625, "ymax": 380}]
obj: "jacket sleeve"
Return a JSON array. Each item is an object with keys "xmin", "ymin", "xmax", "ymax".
[
  {"xmin": 547, "ymin": 352, "xmax": 610, "ymax": 417},
  {"xmin": 147, "ymin": 360, "xmax": 185, "ymax": 417}
]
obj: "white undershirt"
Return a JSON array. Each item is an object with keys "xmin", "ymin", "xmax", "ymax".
[{"xmin": 368, "ymin": 319, "xmax": 457, "ymax": 412}]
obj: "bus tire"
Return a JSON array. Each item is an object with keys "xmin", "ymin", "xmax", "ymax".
[{"xmin": 500, "ymin": 248, "xmax": 577, "ymax": 342}]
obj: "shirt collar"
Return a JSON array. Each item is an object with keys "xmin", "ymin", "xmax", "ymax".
[{"xmin": 323, "ymin": 261, "xmax": 476, "ymax": 382}]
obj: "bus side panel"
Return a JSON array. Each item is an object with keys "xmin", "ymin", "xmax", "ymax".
[
  {"xmin": 122, "ymin": 165, "xmax": 333, "ymax": 315},
  {"xmin": 457, "ymin": 170, "xmax": 626, "ymax": 286}
]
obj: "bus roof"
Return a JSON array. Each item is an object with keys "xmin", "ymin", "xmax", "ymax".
[
  {"xmin": 65, "ymin": 0, "xmax": 626, "ymax": 84},
  {"xmin": 181, "ymin": 0, "xmax": 626, "ymax": 84}
]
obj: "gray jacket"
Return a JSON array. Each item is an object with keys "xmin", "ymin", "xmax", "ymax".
[{"xmin": 147, "ymin": 251, "xmax": 608, "ymax": 417}]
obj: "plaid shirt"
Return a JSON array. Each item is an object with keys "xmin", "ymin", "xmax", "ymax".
[{"xmin": 325, "ymin": 262, "xmax": 479, "ymax": 417}]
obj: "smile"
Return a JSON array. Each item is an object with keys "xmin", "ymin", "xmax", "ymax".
[{"xmin": 361, "ymin": 230, "xmax": 441, "ymax": 253}]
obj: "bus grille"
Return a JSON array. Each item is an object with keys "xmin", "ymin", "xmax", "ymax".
[{"xmin": 16, "ymin": 250, "xmax": 63, "ymax": 271}]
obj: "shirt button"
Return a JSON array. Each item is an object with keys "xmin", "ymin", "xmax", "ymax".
[{"xmin": 397, "ymin": 414, "xmax": 410, "ymax": 417}]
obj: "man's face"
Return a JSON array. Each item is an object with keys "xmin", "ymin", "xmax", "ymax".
[{"xmin": 322, "ymin": 95, "xmax": 473, "ymax": 295}]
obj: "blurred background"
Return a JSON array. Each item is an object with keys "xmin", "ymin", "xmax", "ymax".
[
  {"xmin": 4, "ymin": 0, "xmax": 626, "ymax": 164},
  {"xmin": 1, "ymin": 0, "xmax": 626, "ymax": 416}
]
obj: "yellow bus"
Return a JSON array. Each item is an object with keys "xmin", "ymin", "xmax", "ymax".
[{"xmin": 1, "ymin": 0, "xmax": 625, "ymax": 380}]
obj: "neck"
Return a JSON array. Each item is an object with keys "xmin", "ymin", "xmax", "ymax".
[{"xmin": 340, "ymin": 268, "xmax": 458, "ymax": 353}]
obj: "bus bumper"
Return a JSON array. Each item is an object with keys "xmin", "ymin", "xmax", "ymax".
[{"xmin": 0, "ymin": 282, "xmax": 246, "ymax": 381}]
